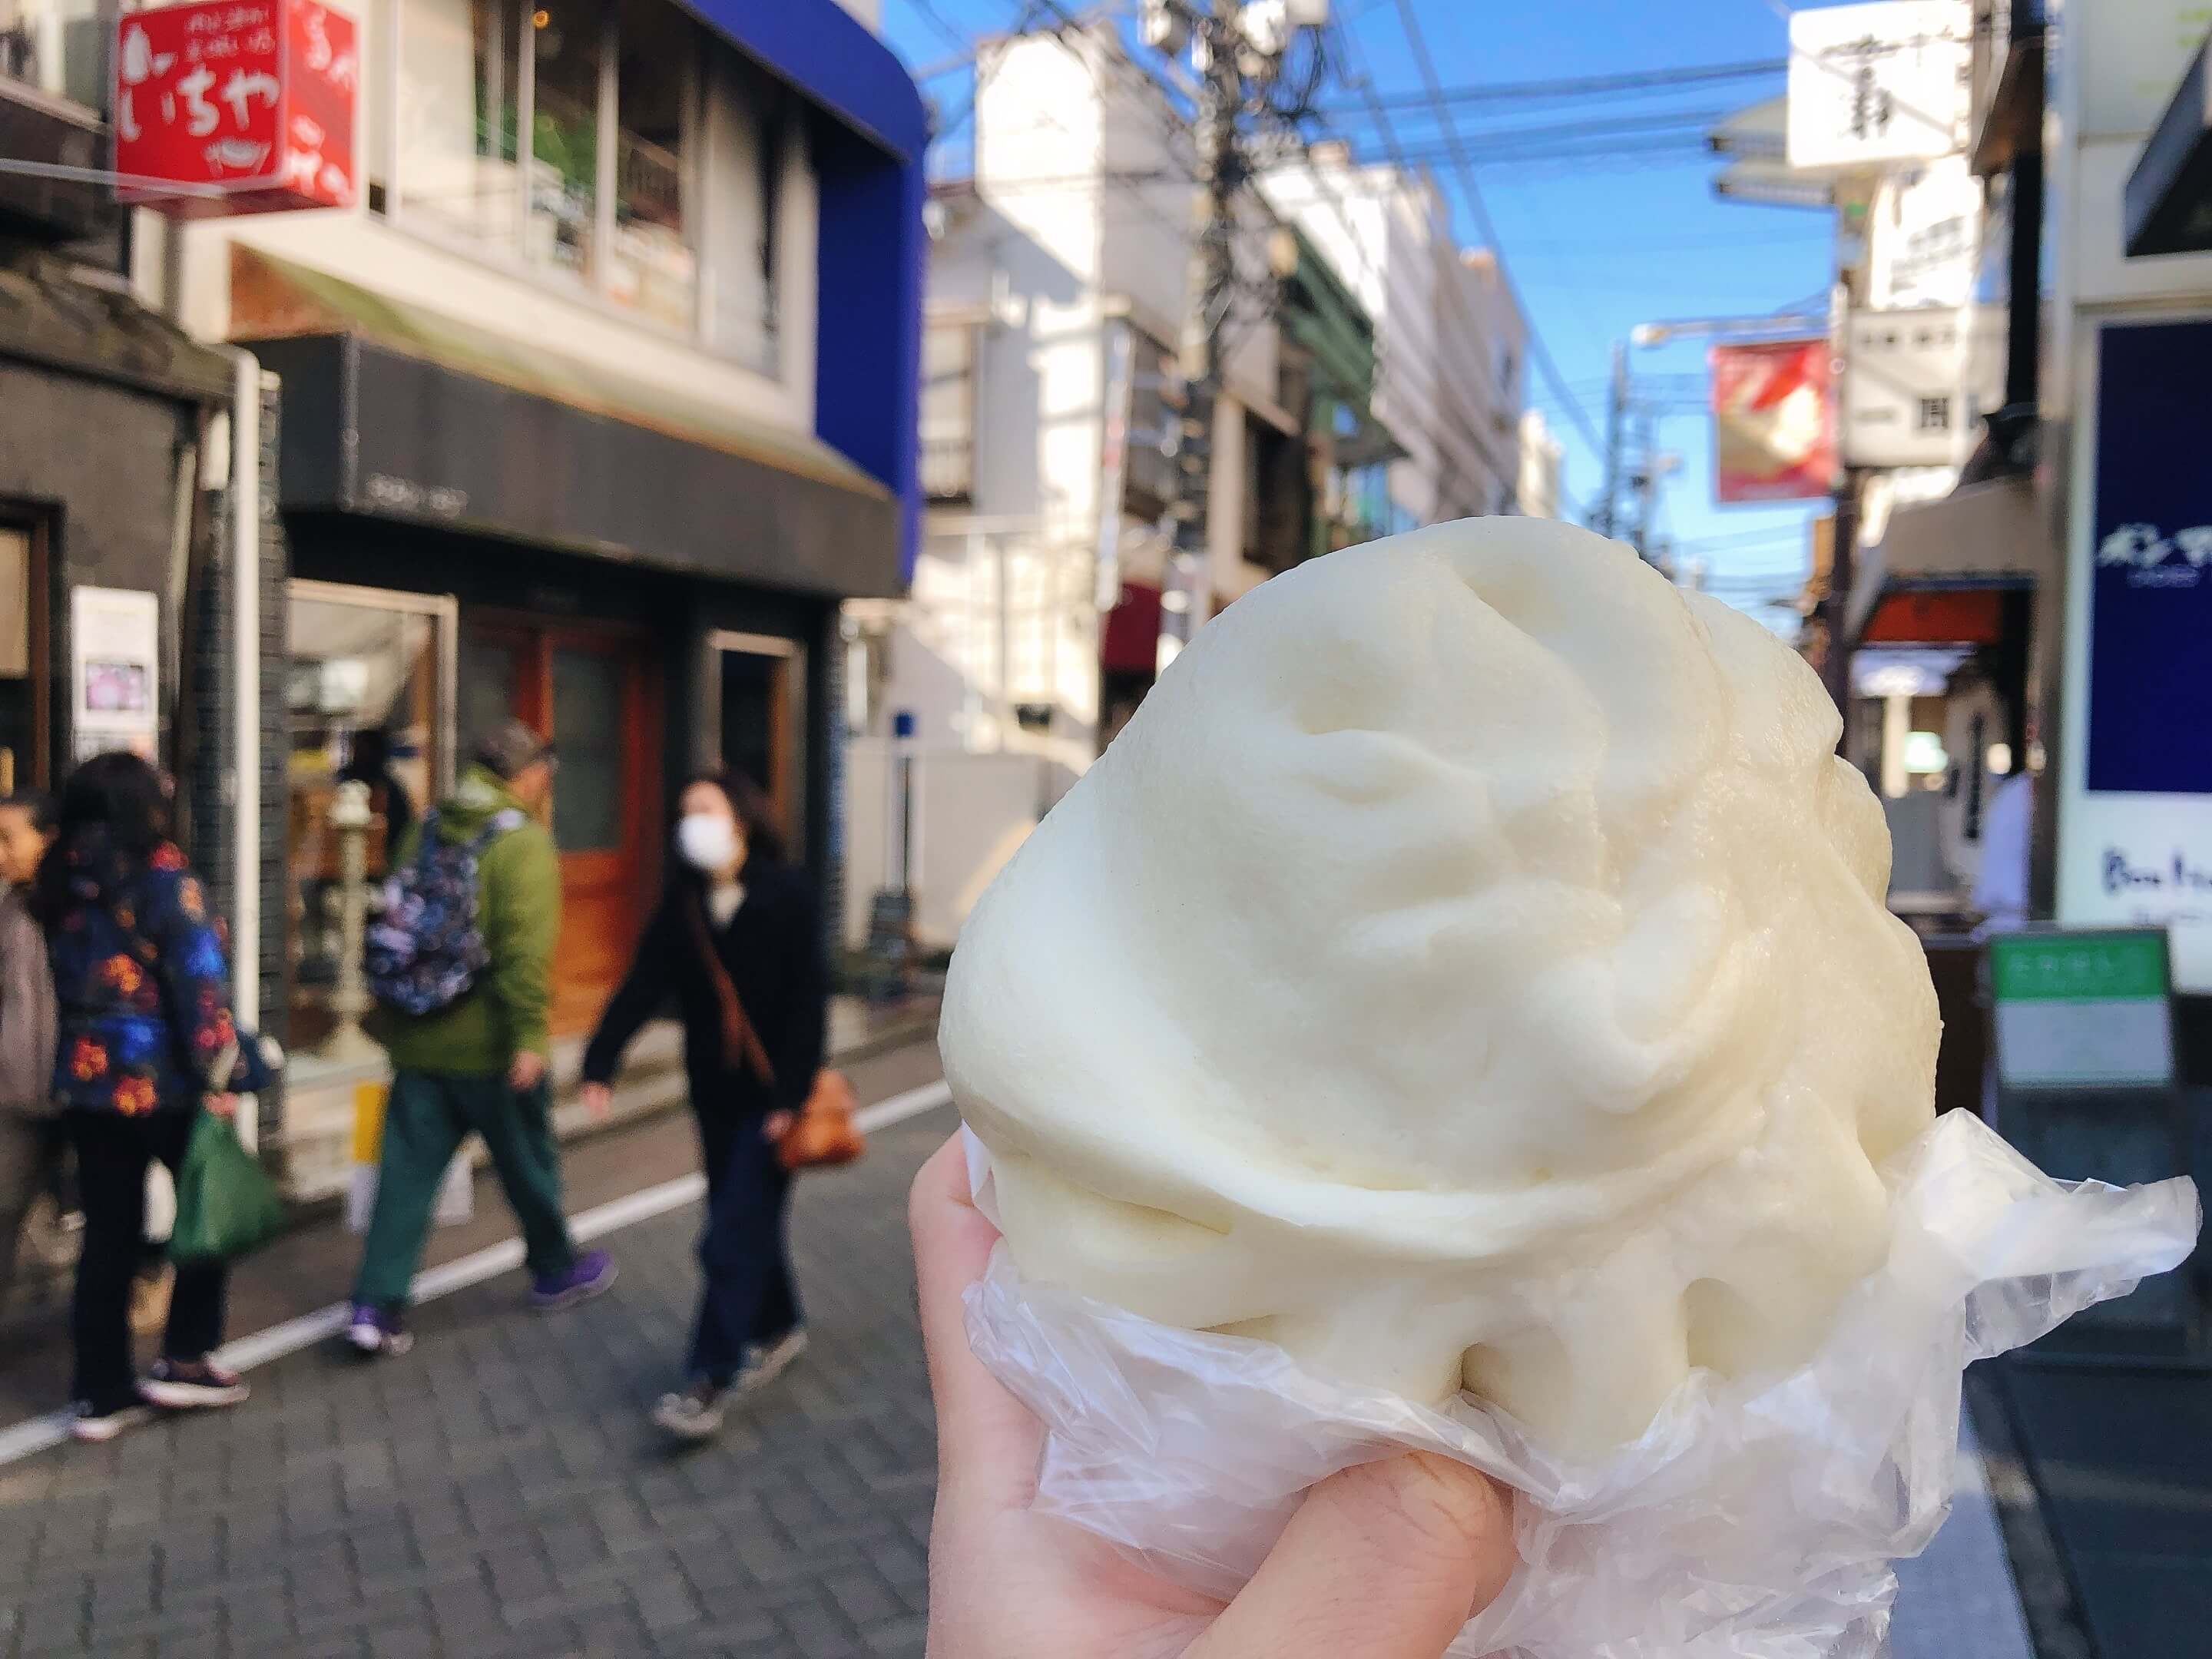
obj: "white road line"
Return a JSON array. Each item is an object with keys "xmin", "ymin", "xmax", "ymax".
[{"xmin": 0, "ymin": 1078, "xmax": 955, "ymax": 1471}]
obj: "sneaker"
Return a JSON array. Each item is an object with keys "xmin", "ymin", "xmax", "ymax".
[
  {"xmin": 345, "ymin": 1303, "xmax": 414, "ymax": 1357},
  {"xmin": 737, "ymin": 1327, "xmax": 809, "ymax": 1394},
  {"xmin": 651, "ymin": 1382, "xmax": 728, "ymax": 1442},
  {"xmin": 70, "ymin": 1401, "xmax": 154, "ymax": 1443},
  {"xmin": 531, "ymin": 1248, "xmax": 616, "ymax": 1312},
  {"xmin": 140, "ymin": 1359, "xmax": 249, "ymax": 1410}
]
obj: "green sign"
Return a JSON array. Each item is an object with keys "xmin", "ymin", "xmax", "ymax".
[
  {"xmin": 1990, "ymin": 929, "xmax": 2174, "ymax": 1091},
  {"xmin": 1989, "ymin": 931, "xmax": 2170, "ymax": 1004}
]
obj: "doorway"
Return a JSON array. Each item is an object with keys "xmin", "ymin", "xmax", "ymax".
[
  {"xmin": 462, "ymin": 618, "xmax": 661, "ymax": 1035},
  {"xmin": 0, "ymin": 518, "xmax": 50, "ymax": 794},
  {"xmin": 710, "ymin": 631, "xmax": 803, "ymax": 853}
]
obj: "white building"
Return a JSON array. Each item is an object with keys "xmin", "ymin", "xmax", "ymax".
[
  {"xmin": 1264, "ymin": 146, "xmax": 1526, "ymax": 529},
  {"xmin": 53, "ymin": 0, "xmax": 926, "ymax": 1190},
  {"xmin": 846, "ymin": 24, "xmax": 1303, "ymax": 948},
  {"xmin": 1518, "ymin": 409, "xmax": 1565, "ymax": 520}
]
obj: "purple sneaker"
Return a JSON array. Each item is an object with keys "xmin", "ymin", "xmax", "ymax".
[
  {"xmin": 346, "ymin": 1303, "xmax": 413, "ymax": 1356},
  {"xmin": 531, "ymin": 1249, "xmax": 616, "ymax": 1312}
]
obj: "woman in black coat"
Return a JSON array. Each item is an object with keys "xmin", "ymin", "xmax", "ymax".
[{"xmin": 581, "ymin": 770, "xmax": 828, "ymax": 1440}]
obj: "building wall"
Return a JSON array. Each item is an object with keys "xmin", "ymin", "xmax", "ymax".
[
  {"xmin": 146, "ymin": 0, "xmax": 826, "ymax": 469},
  {"xmin": 0, "ymin": 356, "xmax": 198, "ymax": 756},
  {"xmin": 1265, "ymin": 155, "xmax": 1515, "ymax": 530}
]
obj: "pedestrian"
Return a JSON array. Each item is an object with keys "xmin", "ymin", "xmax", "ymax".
[
  {"xmin": 581, "ymin": 770, "xmax": 827, "ymax": 1440},
  {"xmin": 345, "ymin": 720, "xmax": 614, "ymax": 1356},
  {"xmin": 909, "ymin": 1136, "xmax": 1520, "ymax": 1657},
  {"xmin": 33, "ymin": 754, "xmax": 248, "ymax": 1442},
  {"xmin": 0, "ymin": 788, "xmax": 60, "ymax": 1321}
]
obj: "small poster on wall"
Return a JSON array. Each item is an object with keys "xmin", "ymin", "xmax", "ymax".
[{"xmin": 71, "ymin": 587, "xmax": 161, "ymax": 764}]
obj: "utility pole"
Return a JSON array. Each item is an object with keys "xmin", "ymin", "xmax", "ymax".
[
  {"xmin": 1598, "ymin": 339, "xmax": 1628, "ymax": 540},
  {"xmin": 1144, "ymin": 0, "xmax": 1327, "ymax": 679},
  {"xmin": 1156, "ymin": 0, "xmax": 1242, "ymax": 678}
]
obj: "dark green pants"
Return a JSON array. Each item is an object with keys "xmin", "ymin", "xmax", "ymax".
[{"xmin": 353, "ymin": 1071, "xmax": 575, "ymax": 1310}]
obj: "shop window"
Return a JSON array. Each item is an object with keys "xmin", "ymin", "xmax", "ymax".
[
  {"xmin": 608, "ymin": 0, "xmax": 696, "ymax": 332},
  {"xmin": 528, "ymin": 0, "xmax": 601, "ymax": 281},
  {"xmin": 0, "ymin": 522, "xmax": 48, "ymax": 793},
  {"xmin": 285, "ymin": 582, "xmax": 454, "ymax": 1057},
  {"xmin": 0, "ymin": 0, "xmax": 107, "ymax": 112},
  {"xmin": 391, "ymin": 0, "xmax": 783, "ymax": 366}
]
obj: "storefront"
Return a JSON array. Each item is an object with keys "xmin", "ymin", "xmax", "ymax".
[{"xmin": 247, "ymin": 277, "xmax": 900, "ymax": 1056}]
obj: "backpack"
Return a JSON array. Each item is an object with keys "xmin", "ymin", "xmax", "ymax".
[{"xmin": 363, "ymin": 809, "xmax": 526, "ymax": 1016}]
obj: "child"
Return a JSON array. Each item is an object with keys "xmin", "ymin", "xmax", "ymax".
[{"xmin": 0, "ymin": 789, "xmax": 59, "ymax": 1318}]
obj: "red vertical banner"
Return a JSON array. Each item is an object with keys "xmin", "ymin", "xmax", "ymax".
[
  {"xmin": 114, "ymin": 0, "xmax": 356, "ymax": 217},
  {"xmin": 1710, "ymin": 339, "xmax": 1836, "ymax": 505}
]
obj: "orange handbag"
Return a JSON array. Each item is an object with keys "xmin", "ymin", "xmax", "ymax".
[{"xmin": 776, "ymin": 1068, "xmax": 866, "ymax": 1172}]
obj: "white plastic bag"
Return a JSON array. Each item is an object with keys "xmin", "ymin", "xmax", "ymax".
[{"xmin": 962, "ymin": 1111, "xmax": 2200, "ymax": 1658}]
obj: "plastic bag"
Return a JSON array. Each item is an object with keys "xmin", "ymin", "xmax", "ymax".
[
  {"xmin": 171, "ymin": 1111, "xmax": 287, "ymax": 1265},
  {"xmin": 962, "ymin": 1110, "xmax": 2200, "ymax": 1658}
]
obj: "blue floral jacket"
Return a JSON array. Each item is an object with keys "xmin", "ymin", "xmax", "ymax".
[{"xmin": 47, "ymin": 837, "xmax": 236, "ymax": 1116}]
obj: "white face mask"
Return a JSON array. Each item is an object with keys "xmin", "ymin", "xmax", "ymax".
[{"xmin": 677, "ymin": 812, "xmax": 741, "ymax": 874}]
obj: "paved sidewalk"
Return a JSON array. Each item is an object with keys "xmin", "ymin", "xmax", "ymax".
[{"xmin": 0, "ymin": 1104, "xmax": 953, "ymax": 1659}]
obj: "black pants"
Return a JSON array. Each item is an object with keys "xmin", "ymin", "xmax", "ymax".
[
  {"xmin": 689, "ymin": 1098, "xmax": 800, "ymax": 1386},
  {"xmin": 67, "ymin": 1109, "xmax": 227, "ymax": 1412}
]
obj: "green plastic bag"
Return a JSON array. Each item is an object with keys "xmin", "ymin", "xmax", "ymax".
[{"xmin": 171, "ymin": 1111, "xmax": 286, "ymax": 1265}]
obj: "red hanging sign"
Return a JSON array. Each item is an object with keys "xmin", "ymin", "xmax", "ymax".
[
  {"xmin": 1710, "ymin": 339, "xmax": 1836, "ymax": 505},
  {"xmin": 113, "ymin": 0, "xmax": 357, "ymax": 217}
]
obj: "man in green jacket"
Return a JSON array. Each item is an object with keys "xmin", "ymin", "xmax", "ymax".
[{"xmin": 346, "ymin": 720, "xmax": 615, "ymax": 1356}]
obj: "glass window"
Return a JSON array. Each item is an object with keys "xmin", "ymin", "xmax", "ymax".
[
  {"xmin": 608, "ymin": 0, "xmax": 694, "ymax": 331},
  {"xmin": 921, "ymin": 323, "xmax": 974, "ymax": 501},
  {"xmin": 399, "ymin": 0, "xmax": 525, "ymax": 253},
  {"xmin": 701, "ymin": 51, "xmax": 784, "ymax": 373},
  {"xmin": 550, "ymin": 646, "xmax": 621, "ymax": 852},
  {"xmin": 529, "ymin": 0, "xmax": 601, "ymax": 280},
  {"xmin": 285, "ymin": 586, "xmax": 451, "ymax": 1056},
  {"xmin": 0, "ymin": 0, "xmax": 107, "ymax": 111}
]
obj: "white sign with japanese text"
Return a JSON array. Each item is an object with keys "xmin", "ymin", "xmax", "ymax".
[{"xmin": 1786, "ymin": 1, "xmax": 1972, "ymax": 171}]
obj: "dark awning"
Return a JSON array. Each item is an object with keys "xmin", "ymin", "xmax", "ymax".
[{"xmin": 236, "ymin": 257, "xmax": 899, "ymax": 600}]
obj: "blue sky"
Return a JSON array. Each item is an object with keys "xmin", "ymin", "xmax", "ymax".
[{"xmin": 876, "ymin": 0, "xmax": 1843, "ymax": 620}]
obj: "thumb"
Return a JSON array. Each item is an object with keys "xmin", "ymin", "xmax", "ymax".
[{"xmin": 1190, "ymin": 1453, "xmax": 1517, "ymax": 1659}]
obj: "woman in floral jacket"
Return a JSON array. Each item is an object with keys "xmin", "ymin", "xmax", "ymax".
[{"xmin": 34, "ymin": 753, "xmax": 249, "ymax": 1441}]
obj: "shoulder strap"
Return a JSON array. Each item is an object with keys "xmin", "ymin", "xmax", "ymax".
[{"xmin": 684, "ymin": 896, "xmax": 776, "ymax": 1089}]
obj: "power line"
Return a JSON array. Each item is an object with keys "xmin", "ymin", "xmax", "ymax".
[
  {"xmin": 1312, "ymin": 57, "xmax": 1787, "ymax": 115},
  {"xmin": 1374, "ymin": 1, "xmax": 1605, "ymax": 454}
]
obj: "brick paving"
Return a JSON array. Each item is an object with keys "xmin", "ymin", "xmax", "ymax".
[{"xmin": 0, "ymin": 1104, "xmax": 953, "ymax": 1659}]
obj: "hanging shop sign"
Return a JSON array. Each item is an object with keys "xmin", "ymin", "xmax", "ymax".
[
  {"xmin": 1710, "ymin": 339, "xmax": 1836, "ymax": 505},
  {"xmin": 2058, "ymin": 318, "xmax": 2212, "ymax": 992},
  {"xmin": 1869, "ymin": 154, "xmax": 1982, "ymax": 308},
  {"xmin": 113, "ymin": 0, "xmax": 357, "ymax": 217},
  {"xmin": 1785, "ymin": 1, "xmax": 1971, "ymax": 172},
  {"xmin": 1840, "ymin": 303, "xmax": 2005, "ymax": 469},
  {"xmin": 70, "ymin": 588, "xmax": 161, "ymax": 764}
]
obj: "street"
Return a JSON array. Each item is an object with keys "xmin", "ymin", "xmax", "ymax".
[{"xmin": 0, "ymin": 1053, "xmax": 949, "ymax": 1659}]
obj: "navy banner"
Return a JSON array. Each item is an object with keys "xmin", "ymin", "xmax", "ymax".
[{"xmin": 2088, "ymin": 320, "xmax": 2212, "ymax": 795}]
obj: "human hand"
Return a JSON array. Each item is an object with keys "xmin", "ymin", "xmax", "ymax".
[
  {"xmin": 763, "ymin": 1110, "xmax": 796, "ymax": 1144},
  {"xmin": 581, "ymin": 1081, "xmax": 613, "ymax": 1119},
  {"xmin": 205, "ymin": 1094, "xmax": 237, "ymax": 1121},
  {"xmin": 508, "ymin": 1051, "xmax": 547, "ymax": 1092},
  {"xmin": 910, "ymin": 1137, "xmax": 1518, "ymax": 1659}
]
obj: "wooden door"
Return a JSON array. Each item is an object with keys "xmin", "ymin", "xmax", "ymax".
[{"xmin": 461, "ymin": 618, "xmax": 660, "ymax": 1036}]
